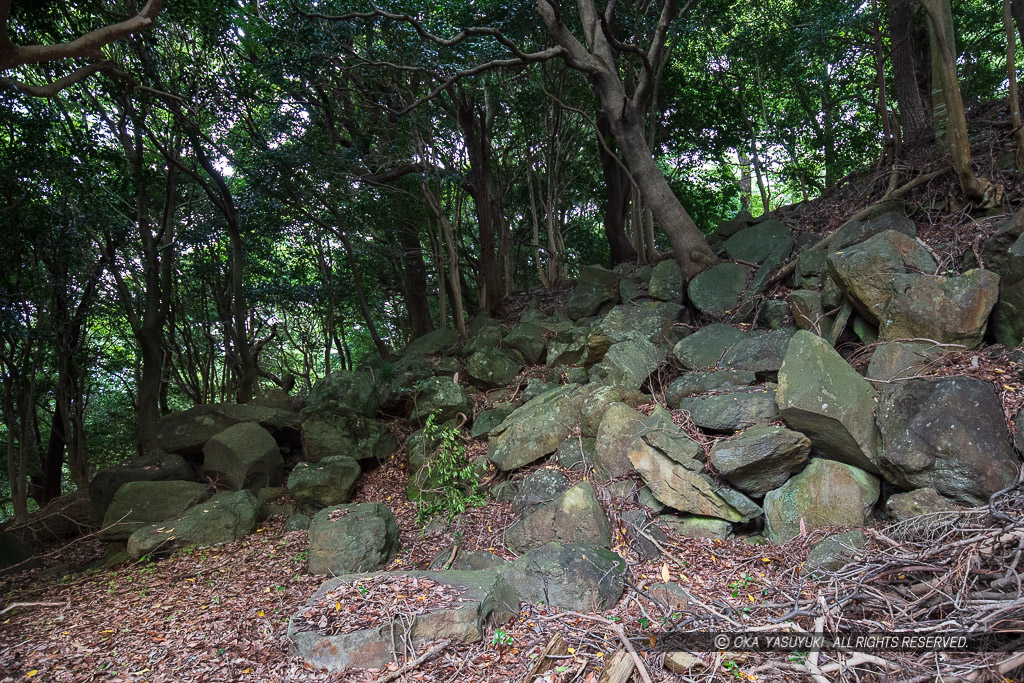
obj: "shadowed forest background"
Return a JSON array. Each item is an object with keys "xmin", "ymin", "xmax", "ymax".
[{"xmin": 0, "ymin": 0, "xmax": 1020, "ymax": 520}]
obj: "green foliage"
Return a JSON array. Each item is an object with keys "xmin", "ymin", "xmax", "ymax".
[{"xmin": 415, "ymin": 413, "xmax": 488, "ymax": 524}]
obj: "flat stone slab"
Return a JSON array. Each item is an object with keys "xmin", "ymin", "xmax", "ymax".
[{"xmin": 289, "ymin": 570, "xmax": 509, "ymax": 672}]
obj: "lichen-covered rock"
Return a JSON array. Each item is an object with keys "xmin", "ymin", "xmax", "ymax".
[
  {"xmin": 487, "ymin": 385, "xmax": 585, "ymax": 471},
  {"xmin": 709, "ymin": 425, "xmax": 810, "ymax": 498},
  {"xmin": 648, "ymin": 259, "xmax": 684, "ymax": 302},
  {"xmin": 688, "ymin": 263, "xmax": 749, "ymax": 317},
  {"xmin": 466, "ymin": 348, "xmax": 522, "ymax": 387},
  {"xmin": 826, "ymin": 230, "xmax": 936, "ymax": 325},
  {"xmin": 201, "ymin": 422, "xmax": 284, "ymax": 491},
  {"xmin": 308, "ymin": 503, "xmax": 400, "ymax": 575},
  {"xmin": 100, "ymin": 480, "xmax": 211, "ymax": 542},
  {"xmin": 885, "ymin": 488, "xmax": 957, "ymax": 522},
  {"xmin": 410, "ymin": 377, "xmax": 473, "ymax": 424},
  {"xmin": 878, "ymin": 269, "xmax": 1000, "ymax": 348},
  {"xmin": 156, "ymin": 403, "xmax": 299, "ymax": 457},
  {"xmin": 511, "ymin": 469, "xmax": 571, "ymax": 517},
  {"xmin": 88, "ymin": 451, "xmax": 196, "ymax": 525},
  {"xmin": 308, "ymin": 369, "xmax": 386, "ymax": 418},
  {"xmin": 763, "ymin": 459, "xmax": 879, "ymax": 543},
  {"xmin": 866, "ymin": 342, "xmax": 940, "ymax": 386},
  {"xmin": 505, "ymin": 482, "xmax": 611, "ymax": 552},
  {"xmin": 658, "ymin": 514, "xmax": 733, "ymax": 540},
  {"xmin": 673, "ymin": 324, "xmax": 749, "ymax": 370},
  {"xmin": 565, "ymin": 281, "xmax": 618, "ymax": 321},
  {"xmin": 876, "ymin": 377, "xmax": 1020, "ymax": 506},
  {"xmin": 803, "ymin": 530, "xmax": 867, "ymax": 576},
  {"xmin": 300, "ymin": 415, "xmax": 398, "ymax": 463},
  {"xmin": 665, "ymin": 369, "xmax": 756, "ymax": 405},
  {"xmin": 718, "ymin": 329, "xmax": 794, "ymax": 378},
  {"xmin": 127, "ymin": 490, "xmax": 258, "ymax": 559},
  {"xmin": 588, "ymin": 337, "xmax": 662, "ymax": 389},
  {"xmin": 504, "ymin": 322, "xmax": 547, "ymax": 365},
  {"xmin": 990, "ymin": 234, "xmax": 1024, "ymax": 346},
  {"xmin": 557, "ymin": 436, "xmax": 596, "ymax": 471},
  {"xmin": 724, "ymin": 219, "xmax": 792, "ymax": 264},
  {"xmin": 500, "ymin": 543, "xmax": 626, "ymax": 611},
  {"xmin": 789, "ymin": 290, "xmax": 831, "ymax": 336},
  {"xmin": 470, "ymin": 404, "xmax": 515, "ymax": 438},
  {"xmin": 677, "ymin": 387, "xmax": 780, "ymax": 432},
  {"xmin": 593, "ymin": 402, "xmax": 657, "ymax": 479},
  {"xmin": 287, "ymin": 456, "xmax": 362, "ymax": 512},
  {"xmin": 776, "ymin": 330, "xmax": 880, "ymax": 472},
  {"xmin": 584, "ymin": 302, "xmax": 682, "ymax": 366}
]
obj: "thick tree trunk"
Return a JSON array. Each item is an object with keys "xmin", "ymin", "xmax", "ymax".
[
  {"xmin": 1013, "ymin": 0, "xmax": 1024, "ymax": 50},
  {"xmin": 399, "ymin": 225, "xmax": 434, "ymax": 340},
  {"xmin": 597, "ymin": 114, "xmax": 637, "ymax": 265},
  {"xmin": 1005, "ymin": 0, "xmax": 1024, "ymax": 168},
  {"xmin": 889, "ymin": 0, "xmax": 929, "ymax": 144}
]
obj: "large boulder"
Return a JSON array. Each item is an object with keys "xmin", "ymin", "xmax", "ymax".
[
  {"xmin": 504, "ymin": 482, "xmax": 611, "ymax": 553},
  {"xmin": 826, "ymin": 230, "xmax": 936, "ymax": 325},
  {"xmin": 588, "ymin": 337, "xmax": 662, "ymax": 389},
  {"xmin": 308, "ymin": 503, "xmax": 400, "ymax": 575},
  {"xmin": 500, "ymin": 543, "xmax": 626, "ymax": 611},
  {"xmin": 594, "ymin": 402, "xmax": 657, "ymax": 479},
  {"xmin": 659, "ymin": 514, "xmax": 733, "ymax": 540},
  {"xmin": 466, "ymin": 348, "xmax": 522, "ymax": 387},
  {"xmin": 688, "ymin": 263, "xmax": 749, "ymax": 317},
  {"xmin": 790, "ymin": 290, "xmax": 831, "ymax": 336},
  {"xmin": 724, "ymin": 219, "xmax": 793, "ymax": 264},
  {"xmin": 585, "ymin": 302, "xmax": 682, "ymax": 365},
  {"xmin": 511, "ymin": 469, "xmax": 571, "ymax": 517},
  {"xmin": 301, "ymin": 414, "xmax": 398, "ymax": 463},
  {"xmin": 88, "ymin": 451, "xmax": 195, "ymax": 525},
  {"xmin": 709, "ymin": 425, "xmax": 811, "ymax": 498},
  {"xmin": 565, "ymin": 281, "xmax": 617, "ymax": 321},
  {"xmin": 829, "ymin": 206, "xmax": 915, "ymax": 251},
  {"xmin": 866, "ymin": 342, "xmax": 940, "ymax": 386},
  {"xmin": 990, "ymin": 234, "xmax": 1024, "ymax": 346},
  {"xmin": 288, "ymin": 570, "xmax": 507, "ymax": 672},
  {"xmin": 409, "ymin": 377, "xmax": 473, "ymax": 423},
  {"xmin": 308, "ymin": 369, "xmax": 385, "ymax": 417},
  {"xmin": 504, "ymin": 322, "xmax": 547, "ymax": 365},
  {"xmin": 156, "ymin": 404, "xmax": 299, "ymax": 457},
  {"xmin": 487, "ymin": 385, "xmax": 584, "ymax": 471},
  {"xmin": 673, "ymin": 324, "xmax": 750, "ymax": 370},
  {"xmin": 677, "ymin": 387, "xmax": 780, "ymax": 432},
  {"xmin": 876, "ymin": 377, "xmax": 1020, "ymax": 506},
  {"xmin": 648, "ymin": 260, "xmax": 684, "ymax": 302},
  {"xmin": 201, "ymin": 422, "xmax": 283, "ymax": 491},
  {"xmin": 776, "ymin": 330, "xmax": 881, "ymax": 473},
  {"xmin": 126, "ymin": 490, "xmax": 258, "ymax": 559},
  {"xmin": 878, "ymin": 270, "xmax": 1000, "ymax": 348},
  {"xmin": 470, "ymin": 404, "xmax": 515, "ymax": 438},
  {"xmin": 885, "ymin": 488, "xmax": 957, "ymax": 522},
  {"xmin": 100, "ymin": 480, "xmax": 211, "ymax": 542},
  {"xmin": 287, "ymin": 456, "xmax": 362, "ymax": 512},
  {"xmin": 665, "ymin": 369, "xmax": 756, "ymax": 405},
  {"xmin": 401, "ymin": 327, "xmax": 458, "ymax": 359},
  {"xmin": 627, "ymin": 429, "xmax": 761, "ymax": 522},
  {"xmin": 718, "ymin": 329, "xmax": 794, "ymax": 378},
  {"xmin": 763, "ymin": 459, "xmax": 879, "ymax": 543}
]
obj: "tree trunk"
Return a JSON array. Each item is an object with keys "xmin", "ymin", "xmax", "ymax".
[
  {"xmin": 1013, "ymin": 0, "xmax": 1024, "ymax": 51},
  {"xmin": 888, "ymin": 0, "xmax": 929, "ymax": 144},
  {"xmin": 1005, "ymin": 0, "xmax": 1024, "ymax": 168},
  {"xmin": 737, "ymin": 149, "xmax": 753, "ymax": 212},
  {"xmin": 399, "ymin": 224, "xmax": 434, "ymax": 339},
  {"xmin": 597, "ymin": 114, "xmax": 637, "ymax": 265}
]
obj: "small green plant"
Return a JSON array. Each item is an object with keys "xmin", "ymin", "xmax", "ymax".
[
  {"xmin": 414, "ymin": 412, "xmax": 488, "ymax": 524},
  {"xmin": 788, "ymin": 651, "xmax": 808, "ymax": 663},
  {"xmin": 490, "ymin": 628, "xmax": 514, "ymax": 647},
  {"xmin": 729, "ymin": 573, "xmax": 754, "ymax": 597},
  {"xmin": 293, "ymin": 551, "xmax": 308, "ymax": 563},
  {"xmin": 723, "ymin": 659, "xmax": 743, "ymax": 679}
]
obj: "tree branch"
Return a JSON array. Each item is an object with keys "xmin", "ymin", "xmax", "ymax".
[{"xmin": 0, "ymin": 61, "xmax": 126, "ymax": 97}]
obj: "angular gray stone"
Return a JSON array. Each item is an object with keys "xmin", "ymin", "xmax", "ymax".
[
  {"xmin": 991, "ymin": 234, "xmax": 1024, "ymax": 346},
  {"xmin": 803, "ymin": 530, "xmax": 867, "ymax": 576},
  {"xmin": 826, "ymin": 230, "xmax": 936, "ymax": 325},
  {"xmin": 659, "ymin": 514, "xmax": 732, "ymax": 540},
  {"xmin": 500, "ymin": 543, "xmax": 626, "ymax": 611},
  {"xmin": 677, "ymin": 387, "xmax": 780, "ymax": 432},
  {"xmin": 589, "ymin": 337, "xmax": 662, "ymax": 389},
  {"xmin": 585, "ymin": 302, "xmax": 682, "ymax": 365},
  {"xmin": 593, "ymin": 403, "xmax": 668, "ymax": 479},
  {"xmin": 777, "ymin": 330, "xmax": 881, "ymax": 473},
  {"xmin": 763, "ymin": 459, "xmax": 879, "ymax": 543},
  {"xmin": 460, "ymin": 324, "xmax": 503, "ymax": 358},
  {"xmin": 546, "ymin": 325, "xmax": 588, "ymax": 366},
  {"xmin": 157, "ymin": 404, "xmax": 299, "ymax": 457},
  {"xmin": 866, "ymin": 342, "xmax": 939, "ymax": 386},
  {"xmin": 673, "ymin": 324, "xmax": 750, "ymax": 370},
  {"xmin": 688, "ymin": 263, "xmax": 749, "ymax": 317},
  {"xmin": 308, "ymin": 369, "xmax": 385, "ymax": 417},
  {"xmin": 505, "ymin": 482, "xmax": 611, "ymax": 553},
  {"xmin": 627, "ymin": 433, "xmax": 761, "ymax": 522},
  {"xmin": 466, "ymin": 348, "xmax": 522, "ymax": 387},
  {"xmin": 288, "ymin": 456, "xmax": 362, "ymax": 512},
  {"xmin": 790, "ymin": 290, "xmax": 831, "ymax": 336},
  {"xmin": 285, "ymin": 513, "xmax": 311, "ymax": 532},
  {"xmin": 566, "ymin": 281, "xmax": 617, "ymax": 321},
  {"xmin": 308, "ymin": 503, "xmax": 400, "ymax": 575},
  {"xmin": 470, "ymin": 405, "xmax": 515, "ymax": 438},
  {"xmin": 511, "ymin": 469, "xmax": 571, "ymax": 517},
  {"xmin": 879, "ymin": 269, "xmax": 1000, "ymax": 348},
  {"xmin": 402, "ymin": 327, "xmax": 458, "ymax": 359},
  {"xmin": 504, "ymin": 322, "xmax": 547, "ymax": 365},
  {"xmin": 830, "ymin": 208, "xmax": 915, "ymax": 251},
  {"xmin": 429, "ymin": 548, "xmax": 509, "ymax": 571},
  {"xmin": 300, "ymin": 415, "xmax": 398, "ymax": 463},
  {"xmin": 127, "ymin": 490, "xmax": 258, "ymax": 559},
  {"xmin": 410, "ymin": 377, "xmax": 473, "ymax": 424},
  {"xmin": 557, "ymin": 436, "xmax": 596, "ymax": 471},
  {"xmin": 666, "ymin": 369, "xmax": 756, "ymax": 406},
  {"xmin": 649, "ymin": 259, "xmax": 684, "ymax": 302},
  {"xmin": 88, "ymin": 451, "xmax": 195, "ymax": 525},
  {"xmin": 579, "ymin": 265, "xmax": 620, "ymax": 288},
  {"xmin": 756, "ymin": 300, "xmax": 792, "ymax": 329},
  {"xmin": 100, "ymin": 480, "xmax": 211, "ymax": 542},
  {"xmin": 201, "ymin": 422, "xmax": 283, "ymax": 491},
  {"xmin": 718, "ymin": 329, "xmax": 794, "ymax": 378},
  {"xmin": 709, "ymin": 425, "xmax": 811, "ymax": 498},
  {"xmin": 876, "ymin": 377, "xmax": 1020, "ymax": 506},
  {"xmin": 289, "ymin": 570, "xmax": 506, "ymax": 672},
  {"xmin": 885, "ymin": 488, "xmax": 957, "ymax": 522},
  {"xmin": 724, "ymin": 219, "xmax": 793, "ymax": 264},
  {"xmin": 487, "ymin": 386, "xmax": 585, "ymax": 471}
]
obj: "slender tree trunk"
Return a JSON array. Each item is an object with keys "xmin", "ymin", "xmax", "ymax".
[
  {"xmin": 737, "ymin": 149, "xmax": 753, "ymax": 212},
  {"xmin": 1005, "ymin": 0, "xmax": 1024, "ymax": 168},
  {"xmin": 873, "ymin": 0, "xmax": 894, "ymax": 160},
  {"xmin": 422, "ymin": 180, "xmax": 468, "ymax": 338},
  {"xmin": 527, "ymin": 168, "xmax": 551, "ymax": 287},
  {"xmin": 596, "ymin": 114, "xmax": 636, "ymax": 265},
  {"xmin": 399, "ymin": 224, "xmax": 434, "ymax": 339},
  {"xmin": 1013, "ymin": 0, "xmax": 1024, "ymax": 51}
]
